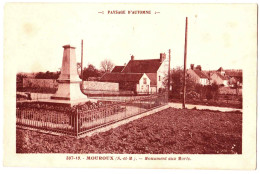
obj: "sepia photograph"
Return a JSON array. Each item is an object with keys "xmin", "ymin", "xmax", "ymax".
[{"xmin": 3, "ymin": 2, "xmax": 257, "ymax": 169}]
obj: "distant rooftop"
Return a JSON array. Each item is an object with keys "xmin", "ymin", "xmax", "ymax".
[
  {"xmin": 122, "ymin": 59, "xmax": 162, "ymax": 73},
  {"xmin": 111, "ymin": 66, "xmax": 125, "ymax": 73},
  {"xmin": 192, "ymin": 69, "xmax": 209, "ymax": 79},
  {"xmin": 100, "ymin": 73, "xmax": 145, "ymax": 82}
]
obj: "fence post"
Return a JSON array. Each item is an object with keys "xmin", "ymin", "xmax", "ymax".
[
  {"xmin": 76, "ymin": 108, "xmax": 79, "ymax": 138},
  {"xmin": 124, "ymin": 100, "xmax": 126, "ymax": 118},
  {"xmin": 139, "ymin": 99, "xmax": 141, "ymax": 113}
]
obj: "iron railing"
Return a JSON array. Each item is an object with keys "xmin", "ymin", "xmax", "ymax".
[{"xmin": 16, "ymin": 93, "xmax": 168, "ymax": 137}]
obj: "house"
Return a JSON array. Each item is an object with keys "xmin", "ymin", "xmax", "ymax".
[
  {"xmin": 225, "ymin": 70, "xmax": 243, "ymax": 87},
  {"xmin": 100, "ymin": 73, "xmax": 150, "ymax": 94},
  {"xmin": 121, "ymin": 53, "xmax": 168, "ymax": 93},
  {"xmin": 187, "ymin": 64, "xmax": 210, "ymax": 86},
  {"xmin": 101, "ymin": 53, "xmax": 168, "ymax": 94},
  {"xmin": 210, "ymin": 67, "xmax": 229, "ymax": 86}
]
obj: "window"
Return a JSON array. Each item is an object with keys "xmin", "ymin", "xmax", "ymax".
[
  {"xmin": 159, "ymin": 76, "xmax": 161, "ymax": 81},
  {"xmin": 143, "ymin": 78, "xmax": 147, "ymax": 84}
]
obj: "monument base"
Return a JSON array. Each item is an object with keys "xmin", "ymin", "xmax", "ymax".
[
  {"xmin": 47, "ymin": 81, "xmax": 95, "ymax": 106},
  {"xmin": 51, "ymin": 82, "xmax": 87, "ymax": 100}
]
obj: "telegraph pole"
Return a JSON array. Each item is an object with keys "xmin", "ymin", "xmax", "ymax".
[
  {"xmin": 182, "ymin": 17, "xmax": 188, "ymax": 109},
  {"xmin": 168, "ymin": 49, "xmax": 171, "ymax": 94},
  {"xmin": 81, "ymin": 40, "xmax": 83, "ymax": 81}
]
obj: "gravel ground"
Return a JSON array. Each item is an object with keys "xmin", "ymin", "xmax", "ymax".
[{"xmin": 16, "ymin": 107, "xmax": 242, "ymax": 154}]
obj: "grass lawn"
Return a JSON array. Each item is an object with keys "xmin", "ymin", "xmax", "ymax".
[{"xmin": 16, "ymin": 108, "xmax": 242, "ymax": 154}]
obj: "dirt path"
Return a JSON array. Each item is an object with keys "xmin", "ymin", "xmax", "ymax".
[{"xmin": 169, "ymin": 102, "xmax": 242, "ymax": 112}]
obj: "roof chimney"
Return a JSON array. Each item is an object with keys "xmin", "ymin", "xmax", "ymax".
[
  {"xmin": 196, "ymin": 65, "xmax": 202, "ymax": 71},
  {"xmin": 131, "ymin": 55, "xmax": 134, "ymax": 61},
  {"xmin": 190, "ymin": 64, "xmax": 194, "ymax": 70},
  {"xmin": 160, "ymin": 53, "xmax": 166, "ymax": 63}
]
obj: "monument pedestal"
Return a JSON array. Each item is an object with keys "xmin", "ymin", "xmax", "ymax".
[
  {"xmin": 51, "ymin": 81, "xmax": 86, "ymax": 101},
  {"xmin": 47, "ymin": 44, "xmax": 92, "ymax": 106}
]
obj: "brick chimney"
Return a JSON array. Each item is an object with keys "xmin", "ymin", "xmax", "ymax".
[
  {"xmin": 160, "ymin": 53, "xmax": 166, "ymax": 63},
  {"xmin": 190, "ymin": 64, "xmax": 194, "ymax": 70},
  {"xmin": 131, "ymin": 55, "xmax": 134, "ymax": 60}
]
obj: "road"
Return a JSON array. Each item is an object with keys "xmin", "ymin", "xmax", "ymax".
[{"xmin": 168, "ymin": 102, "xmax": 242, "ymax": 112}]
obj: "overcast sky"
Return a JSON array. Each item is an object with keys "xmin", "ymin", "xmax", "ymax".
[{"xmin": 4, "ymin": 3, "xmax": 257, "ymax": 73}]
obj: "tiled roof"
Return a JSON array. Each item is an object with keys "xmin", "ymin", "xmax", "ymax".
[
  {"xmin": 217, "ymin": 67, "xmax": 224, "ymax": 71},
  {"xmin": 122, "ymin": 59, "xmax": 162, "ymax": 73},
  {"xmin": 111, "ymin": 66, "xmax": 125, "ymax": 73},
  {"xmin": 193, "ymin": 70, "xmax": 209, "ymax": 79},
  {"xmin": 146, "ymin": 73, "xmax": 157, "ymax": 86},
  {"xmin": 100, "ymin": 73, "xmax": 144, "ymax": 82},
  {"xmin": 216, "ymin": 72, "xmax": 229, "ymax": 80}
]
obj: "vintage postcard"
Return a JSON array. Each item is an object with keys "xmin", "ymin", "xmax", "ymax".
[{"xmin": 3, "ymin": 3, "xmax": 257, "ymax": 169}]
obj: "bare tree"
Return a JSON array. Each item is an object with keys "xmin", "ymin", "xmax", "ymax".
[{"xmin": 100, "ymin": 59, "xmax": 114, "ymax": 73}]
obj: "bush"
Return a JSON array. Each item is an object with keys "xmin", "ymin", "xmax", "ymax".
[
  {"xmin": 206, "ymin": 91, "xmax": 213, "ymax": 101},
  {"xmin": 186, "ymin": 91, "xmax": 200, "ymax": 100}
]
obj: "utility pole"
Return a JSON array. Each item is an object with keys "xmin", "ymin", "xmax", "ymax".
[
  {"xmin": 81, "ymin": 40, "xmax": 83, "ymax": 82},
  {"xmin": 168, "ymin": 49, "xmax": 171, "ymax": 94},
  {"xmin": 182, "ymin": 17, "xmax": 188, "ymax": 109}
]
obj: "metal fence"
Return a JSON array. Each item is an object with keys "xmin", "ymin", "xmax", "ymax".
[{"xmin": 16, "ymin": 93, "xmax": 168, "ymax": 137}]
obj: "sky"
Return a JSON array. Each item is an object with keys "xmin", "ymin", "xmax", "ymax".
[{"xmin": 4, "ymin": 3, "xmax": 257, "ymax": 73}]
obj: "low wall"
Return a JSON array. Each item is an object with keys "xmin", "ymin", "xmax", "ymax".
[
  {"xmin": 17, "ymin": 92, "xmax": 52, "ymax": 100},
  {"xmin": 219, "ymin": 87, "xmax": 242, "ymax": 95},
  {"xmin": 82, "ymin": 81, "xmax": 119, "ymax": 92},
  {"xmin": 22, "ymin": 79, "xmax": 119, "ymax": 92},
  {"xmin": 23, "ymin": 78, "xmax": 58, "ymax": 88},
  {"xmin": 22, "ymin": 78, "xmax": 119, "ymax": 96}
]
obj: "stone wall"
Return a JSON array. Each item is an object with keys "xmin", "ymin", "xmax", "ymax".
[
  {"xmin": 82, "ymin": 81, "xmax": 119, "ymax": 91},
  {"xmin": 22, "ymin": 78, "xmax": 119, "ymax": 92},
  {"xmin": 17, "ymin": 92, "xmax": 53, "ymax": 100},
  {"xmin": 219, "ymin": 87, "xmax": 242, "ymax": 95},
  {"xmin": 23, "ymin": 78, "xmax": 58, "ymax": 88}
]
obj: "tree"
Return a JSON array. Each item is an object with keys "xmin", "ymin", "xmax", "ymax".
[
  {"xmin": 82, "ymin": 64, "xmax": 101, "ymax": 81},
  {"xmin": 206, "ymin": 85, "xmax": 213, "ymax": 101},
  {"xmin": 211, "ymin": 82, "xmax": 220, "ymax": 100},
  {"xmin": 100, "ymin": 59, "xmax": 114, "ymax": 73},
  {"xmin": 170, "ymin": 66, "xmax": 196, "ymax": 99},
  {"xmin": 16, "ymin": 73, "xmax": 27, "ymax": 82},
  {"xmin": 16, "ymin": 73, "xmax": 27, "ymax": 88}
]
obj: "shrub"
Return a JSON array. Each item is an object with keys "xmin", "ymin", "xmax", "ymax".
[{"xmin": 206, "ymin": 91, "xmax": 213, "ymax": 101}]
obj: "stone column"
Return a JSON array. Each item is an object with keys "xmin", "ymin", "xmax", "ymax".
[{"xmin": 51, "ymin": 45, "xmax": 88, "ymax": 102}]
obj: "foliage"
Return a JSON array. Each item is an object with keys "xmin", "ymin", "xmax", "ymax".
[
  {"xmin": 82, "ymin": 64, "xmax": 102, "ymax": 80},
  {"xmin": 16, "ymin": 73, "xmax": 27, "ymax": 82},
  {"xmin": 35, "ymin": 71, "xmax": 61, "ymax": 79},
  {"xmin": 211, "ymin": 82, "xmax": 220, "ymax": 100},
  {"xmin": 170, "ymin": 67, "xmax": 220, "ymax": 101},
  {"xmin": 170, "ymin": 67, "xmax": 196, "ymax": 98},
  {"xmin": 206, "ymin": 90, "xmax": 213, "ymax": 101},
  {"xmin": 195, "ymin": 83, "xmax": 219, "ymax": 101}
]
